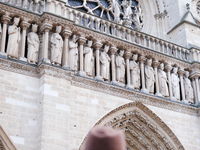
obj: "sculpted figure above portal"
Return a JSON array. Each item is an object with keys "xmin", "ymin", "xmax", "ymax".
[
  {"xmin": 145, "ymin": 59, "xmax": 155, "ymax": 94},
  {"xmin": 111, "ymin": 0, "xmax": 121, "ymax": 24},
  {"xmin": 27, "ymin": 24, "xmax": 39, "ymax": 64},
  {"xmin": 116, "ymin": 50, "xmax": 125, "ymax": 82},
  {"xmin": 171, "ymin": 67, "xmax": 180, "ymax": 100},
  {"xmin": 158, "ymin": 63, "xmax": 169, "ymax": 97},
  {"xmin": 184, "ymin": 71, "xmax": 194, "ymax": 103},
  {"xmin": 84, "ymin": 40, "xmax": 94, "ymax": 77},
  {"xmin": 100, "ymin": 45, "xmax": 110, "ymax": 81},
  {"xmin": 69, "ymin": 35, "xmax": 78, "ymax": 71},
  {"xmin": 130, "ymin": 54, "xmax": 140, "ymax": 90},
  {"xmin": 7, "ymin": 17, "xmax": 20, "ymax": 59},
  {"xmin": 50, "ymin": 25, "xmax": 63, "ymax": 66}
]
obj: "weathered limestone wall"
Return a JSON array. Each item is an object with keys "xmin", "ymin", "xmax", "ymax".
[{"xmin": 0, "ymin": 70, "xmax": 200, "ymax": 150}]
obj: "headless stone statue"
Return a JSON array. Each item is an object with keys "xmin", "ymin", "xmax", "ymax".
[
  {"xmin": 130, "ymin": 54, "xmax": 140, "ymax": 90},
  {"xmin": 27, "ymin": 24, "xmax": 39, "ymax": 64},
  {"xmin": 116, "ymin": 50, "xmax": 125, "ymax": 82},
  {"xmin": 145, "ymin": 59, "xmax": 155, "ymax": 94},
  {"xmin": 7, "ymin": 17, "xmax": 21, "ymax": 59},
  {"xmin": 100, "ymin": 45, "xmax": 110, "ymax": 81},
  {"xmin": 83, "ymin": 40, "xmax": 94, "ymax": 77},
  {"xmin": 184, "ymin": 71, "xmax": 194, "ymax": 103},
  {"xmin": 158, "ymin": 63, "xmax": 169, "ymax": 97},
  {"xmin": 171, "ymin": 67, "xmax": 180, "ymax": 100},
  {"xmin": 50, "ymin": 25, "xmax": 63, "ymax": 66},
  {"xmin": 69, "ymin": 35, "xmax": 78, "ymax": 71}
]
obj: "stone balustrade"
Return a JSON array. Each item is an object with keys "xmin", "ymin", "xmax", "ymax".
[{"xmin": 0, "ymin": 2, "xmax": 199, "ymax": 106}]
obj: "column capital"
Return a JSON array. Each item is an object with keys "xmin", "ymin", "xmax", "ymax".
[
  {"xmin": 110, "ymin": 47, "xmax": 118, "ymax": 55},
  {"xmin": 39, "ymin": 19, "xmax": 53, "ymax": 33},
  {"xmin": 190, "ymin": 72, "xmax": 200, "ymax": 79},
  {"xmin": 178, "ymin": 69, "xmax": 185, "ymax": 76},
  {"xmin": 1, "ymin": 14, "xmax": 11, "ymax": 24},
  {"xmin": 62, "ymin": 29, "xmax": 72, "ymax": 38},
  {"xmin": 152, "ymin": 60, "xmax": 160, "ymax": 68},
  {"xmin": 165, "ymin": 64, "xmax": 172, "ymax": 72},
  {"xmin": 124, "ymin": 51, "xmax": 132, "ymax": 59},
  {"xmin": 139, "ymin": 56, "xmax": 146, "ymax": 63},
  {"xmin": 78, "ymin": 37, "xmax": 87, "ymax": 45},
  {"xmin": 93, "ymin": 42, "xmax": 103, "ymax": 50},
  {"xmin": 20, "ymin": 21, "xmax": 30, "ymax": 30}
]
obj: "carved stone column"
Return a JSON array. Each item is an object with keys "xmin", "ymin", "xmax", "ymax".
[
  {"xmin": 94, "ymin": 42, "xmax": 103, "ymax": 81},
  {"xmin": 78, "ymin": 37, "xmax": 87, "ymax": 76},
  {"xmin": 39, "ymin": 20, "xmax": 53, "ymax": 64},
  {"xmin": 139, "ymin": 56, "xmax": 148, "ymax": 93},
  {"xmin": 19, "ymin": 21, "xmax": 30, "ymax": 61},
  {"xmin": 125, "ymin": 51, "xmax": 133, "ymax": 89},
  {"xmin": 178, "ymin": 69, "xmax": 185, "ymax": 101},
  {"xmin": 195, "ymin": 76, "xmax": 200, "ymax": 104},
  {"xmin": 62, "ymin": 28, "xmax": 72, "ymax": 69},
  {"xmin": 0, "ymin": 14, "xmax": 11, "ymax": 56},
  {"xmin": 110, "ymin": 46, "xmax": 118, "ymax": 85},
  {"xmin": 153, "ymin": 61, "xmax": 162, "ymax": 96},
  {"xmin": 192, "ymin": 78, "xmax": 198, "ymax": 104},
  {"xmin": 165, "ymin": 64, "xmax": 173, "ymax": 99},
  {"xmin": 131, "ymin": 31, "xmax": 135, "ymax": 43}
]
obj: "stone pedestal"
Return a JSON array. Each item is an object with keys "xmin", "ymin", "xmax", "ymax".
[
  {"xmin": 78, "ymin": 71, "xmax": 86, "ymax": 77},
  {"xmin": 0, "ymin": 52, "xmax": 7, "ymax": 57},
  {"xmin": 95, "ymin": 75, "xmax": 103, "ymax": 82},
  {"xmin": 19, "ymin": 57, "xmax": 27, "ymax": 62}
]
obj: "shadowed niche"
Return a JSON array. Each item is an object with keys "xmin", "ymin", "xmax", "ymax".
[{"xmin": 79, "ymin": 102, "xmax": 185, "ymax": 150}]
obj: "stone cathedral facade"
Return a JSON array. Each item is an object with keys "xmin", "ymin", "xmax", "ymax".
[{"xmin": 0, "ymin": 0, "xmax": 200, "ymax": 149}]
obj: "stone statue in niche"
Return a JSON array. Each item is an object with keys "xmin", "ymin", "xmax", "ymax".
[
  {"xmin": 122, "ymin": 0, "xmax": 133, "ymax": 20},
  {"xmin": 133, "ymin": 6, "xmax": 143, "ymax": 31},
  {"xmin": 69, "ymin": 35, "xmax": 78, "ymax": 71},
  {"xmin": 27, "ymin": 24, "xmax": 39, "ymax": 64},
  {"xmin": 171, "ymin": 67, "xmax": 180, "ymax": 100},
  {"xmin": 111, "ymin": 0, "xmax": 121, "ymax": 24},
  {"xmin": 50, "ymin": 25, "xmax": 63, "ymax": 66},
  {"xmin": 100, "ymin": 45, "xmax": 110, "ymax": 81},
  {"xmin": 145, "ymin": 59, "xmax": 155, "ymax": 94},
  {"xmin": 83, "ymin": 40, "xmax": 94, "ymax": 77},
  {"xmin": 7, "ymin": 17, "xmax": 21, "ymax": 59},
  {"xmin": 116, "ymin": 50, "xmax": 125, "ymax": 82},
  {"xmin": 158, "ymin": 63, "xmax": 169, "ymax": 97},
  {"xmin": 184, "ymin": 71, "xmax": 194, "ymax": 103},
  {"xmin": 130, "ymin": 54, "xmax": 140, "ymax": 90}
]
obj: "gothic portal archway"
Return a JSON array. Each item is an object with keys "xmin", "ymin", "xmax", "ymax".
[
  {"xmin": 0, "ymin": 126, "xmax": 17, "ymax": 150},
  {"xmin": 79, "ymin": 102, "xmax": 185, "ymax": 150}
]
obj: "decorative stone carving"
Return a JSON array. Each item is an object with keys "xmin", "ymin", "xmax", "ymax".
[
  {"xmin": 27, "ymin": 24, "xmax": 39, "ymax": 64},
  {"xmin": 69, "ymin": 35, "xmax": 79, "ymax": 71},
  {"xmin": 130, "ymin": 54, "xmax": 140, "ymax": 90},
  {"xmin": 116, "ymin": 50, "xmax": 125, "ymax": 82},
  {"xmin": 7, "ymin": 17, "xmax": 20, "ymax": 59},
  {"xmin": 158, "ymin": 63, "xmax": 169, "ymax": 97},
  {"xmin": 171, "ymin": 67, "xmax": 180, "ymax": 100},
  {"xmin": 184, "ymin": 71, "xmax": 194, "ymax": 103},
  {"xmin": 145, "ymin": 59, "xmax": 155, "ymax": 94},
  {"xmin": 133, "ymin": 6, "xmax": 143, "ymax": 31},
  {"xmin": 111, "ymin": 0, "xmax": 121, "ymax": 24},
  {"xmin": 50, "ymin": 25, "xmax": 63, "ymax": 65},
  {"xmin": 122, "ymin": 0, "xmax": 132, "ymax": 20},
  {"xmin": 100, "ymin": 45, "xmax": 110, "ymax": 81},
  {"xmin": 83, "ymin": 40, "xmax": 94, "ymax": 77}
]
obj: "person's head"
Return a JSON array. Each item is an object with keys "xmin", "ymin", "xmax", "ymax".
[
  {"xmin": 160, "ymin": 63, "xmax": 164, "ymax": 70},
  {"xmin": 56, "ymin": 25, "xmax": 62, "ymax": 33},
  {"xmin": 72, "ymin": 35, "xmax": 77, "ymax": 42},
  {"xmin": 14, "ymin": 17, "xmax": 20, "ymax": 26},
  {"xmin": 104, "ymin": 45, "xmax": 110, "ymax": 53},
  {"xmin": 32, "ymin": 24, "xmax": 38, "ymax": 33},
  {"xmin": 87, "ymin": 40, "xmax": 93, "ymax": 47},
  {"xmin": 173, "ymin": 67, "xmax": 178, "ymax": 74},
  {"xmin": 185, "ymin": 71, "xmax": 189, "ymax": 78},
  {"xmin": 119, "ymin": 50, "xmax": 124, "ymax": 57},
  {"xmin": 132, "ymin": 54, "xmax": 138, "ymax": 61},
  {"xmin": 147, "ymin": 58, "xmax": 152, "ymax": 66}
]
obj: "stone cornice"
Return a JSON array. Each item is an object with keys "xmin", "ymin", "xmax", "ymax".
[{"xmin": 0, "ymin": 57, "xmax": 198, "ymax": 116}]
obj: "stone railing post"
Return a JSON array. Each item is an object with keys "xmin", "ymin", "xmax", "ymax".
[
  {"xmin": 39, "ymin": 19, "xmax": 53, "ymax": 64},
  {"xmin": 78, "ymin": 36, "xmax": 87, "ymax": 76},
  {"xmin": 0, "ymin": 14, "xmax": 11, "ymax": 56},
  {"xmin": 165, "ymin": 64, "xmax": 173, "ymax": 99},
  {"xmin": 131, "ymin": 31, "xmax": 135, "ymax": 43},
  {"xmin": 110, "ymin": 46, "xmax": 118, "ymax": 85},
  {"xmin": 19, "ymin": 20, "xmax": 30, "ymax": 61},
  {"xmin": 195, "ymin": 76, "xmax": 200, "ymax": 104},
  {"xmin": 139, "ymin": 56, "xmax": 148, "ymax": 93},
  {"xmin": 125, "ymin": 51, "xmax": 132, "ymax": 89},
  {"xmin": 62, "ymin": 28, "xmax": 72, "ymax": 69},
  {"xmin": 94, "ymin": 42, "xmax": 103, "ymax": 81},
  {"xmin": 153, "ymin": 60, "xmax": 162, "ymax": 96},
  {"xmin": 178, "ymin": 69, "xmax": 185, "ymax": 101},
  {"xmin": 191, "ymin": 77, "xmax": 198, "ymax": 104}
]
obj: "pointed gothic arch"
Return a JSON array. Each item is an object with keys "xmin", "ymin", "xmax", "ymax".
[
  {"xmin": 0, "ymin": 126, "xmax": 17, "ymax": 150},
  {"xmin": 79, "ymin": 102, "xmax": 185, "ymax": 150}
]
